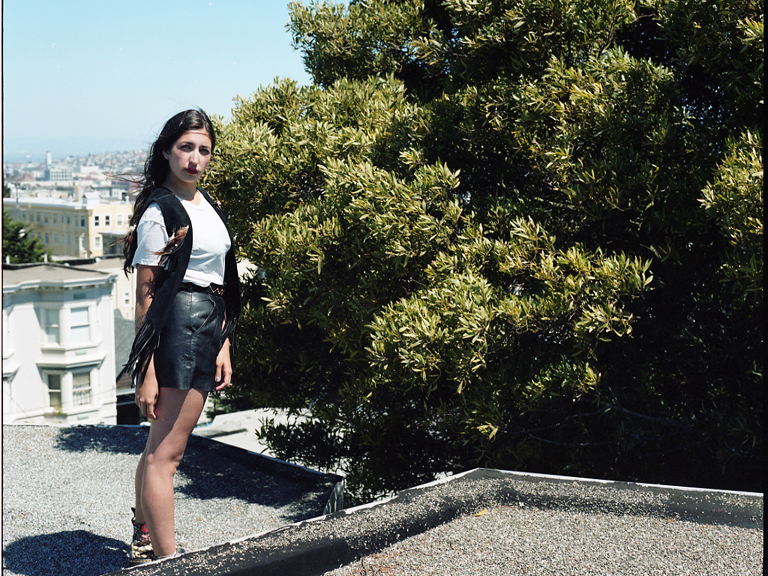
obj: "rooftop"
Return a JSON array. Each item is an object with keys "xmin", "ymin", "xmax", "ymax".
[
  {"xmin": 3, "ymin": 192, "xmax": 127, "ymax": 208},
  {"xmin": 103, "ymin": 471, "xmax": 762, "ymax": 576},
  {"xmin": 2, "ymin": 424, "xmax": 343, "ymax": 576},
  {"xmin": 3, "ymin": 423, "xmax": 762, "ymax": 576},
  {"xmin": 2, "ymin": 263, "xmax": 116, "ymax": 290}
]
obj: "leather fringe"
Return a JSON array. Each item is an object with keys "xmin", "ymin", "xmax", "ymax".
[
  {"xmin": 117, "ymin": 318, "xmax": 160, "ymax": 388},
  {"xmin": 220, "ymin": 317, "xmax": 238, "ymax": 351},
  {"xmin": 155, "ymin": 226, "xmax": 189, "ymax": 267}
]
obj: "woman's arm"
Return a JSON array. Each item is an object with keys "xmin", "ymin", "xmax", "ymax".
[{"xmin": 134, "ymin": 264, "xmax": 162, "ymax": 419}]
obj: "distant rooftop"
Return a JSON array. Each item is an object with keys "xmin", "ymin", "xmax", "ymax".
[
  {"xmin": 2, "ymin": 262, "xmax": 115, "ymax": 289},
  {"xmin": 3, "ymin": 191, "xmax": 128, "ymax": 207}
]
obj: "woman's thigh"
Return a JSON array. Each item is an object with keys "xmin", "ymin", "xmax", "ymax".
[{"xmin": 145, "ymin": 388, "xmax": 208, "ymax": 463}]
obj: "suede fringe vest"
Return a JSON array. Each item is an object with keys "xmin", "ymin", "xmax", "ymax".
[{"xmin": 118, "ymin": 187, "xmax": 241, "ymax": 388}]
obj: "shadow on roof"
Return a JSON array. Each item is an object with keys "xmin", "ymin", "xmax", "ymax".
[
  {"xmin": 53, "ymin": 425, "xmax": 147, "ymax": 455},
  {"xmin": 175, "ymin": 435, "xmax": 339, "ymax": 524},
  {"xmin": 3, "ymin": 531, "xmax": 129, "ymax": 576},
  {"xmin": 49, "ymin": 425, "xmax": 340, "ymax": 524}
]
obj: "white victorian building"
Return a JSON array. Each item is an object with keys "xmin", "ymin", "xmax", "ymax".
[{"xmin": 3, "ymin": 263, "xmax": 118, "ymax": 424}]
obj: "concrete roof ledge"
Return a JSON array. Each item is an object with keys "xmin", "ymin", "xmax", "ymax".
[{"xmin": 107, "ymin": 468, "xmax": 763, "ymax": 576}]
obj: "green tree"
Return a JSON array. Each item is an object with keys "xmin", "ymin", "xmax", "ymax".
[
  {"xmin": 3, "ymin": 210, "xmax": 49, "ymax": 264},
  {"xmin": 206, "ymin": 0, "xmax": 762, "ymax": 501}
]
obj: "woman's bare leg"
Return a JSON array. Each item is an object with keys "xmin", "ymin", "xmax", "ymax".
[
  {"xmin": 135, "ymin": 387, "xmax": 207, "ymax": 557},
  {"xmin": 135, "ymin": 451, "xmax": 147, "ymax": 523}
]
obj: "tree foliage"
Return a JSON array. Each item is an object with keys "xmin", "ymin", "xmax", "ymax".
[
  {"xmin": 205, "ymin": 0, "xmax": 763, "ymax": 501},
  {"xmin": 3, "ymin": 210, "xmax": 50, "ymax": 264}
]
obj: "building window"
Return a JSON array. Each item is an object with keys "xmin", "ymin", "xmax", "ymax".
[
  {"xmin": 67, "ymin": 215, "xmax": 71, "ymax": 225},
  {"xmin": 80, "ymin": 216, "xmax": 86, "ymax": 227},
  {"xmin": 123, "ymin": 291, "xmax": 131, "ymax": 306},
  {"xmin": 44, "ymin": 233, "xmax": 49, "ymax": 244},
  {"xmin": 94, "ymin": 215, "xmax": 100, "ymax": 227},
  {"xmin": 94, "ymin": 235, "xmax": 102, "ymax": 250},
  {"xmin": 47, "ymin": 374, "xmax": 62, "ymax": 409},
  {"xmin": 53, "ymin": 213, "xmax": 58, "ymax": 225},
  {"xmin": 72, "ymin": 372, "xmax": 92, "ymax": 406},
  {"xmin": 70, "ymin": 307, "xmax": 90, "ymax": 343},
  {"xmin": 44, "ymin": 213, "xmax": 49, "ymax": 224},
  {"xmin": 53, "ymin": 234, "xmax": 59, "ymax": 246},
  {"xmin": 105, "ymin": 215, "xmax": 111, "ymax": 227},
  {"xmin": 36, "ymin": 212, "xmax": 41, "ymax": 223},
  {"xmin": 117, "ymin": 213, "xmax": 123, "ymax": 226},
  {"xmin": 45, "ymin": 309, "xmax": 60, "ymax": 343}
]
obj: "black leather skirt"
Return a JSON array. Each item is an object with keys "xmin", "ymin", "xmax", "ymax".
[{"xmin": 154, "ymin": 286, "xmax": 225, "ymax": 391}]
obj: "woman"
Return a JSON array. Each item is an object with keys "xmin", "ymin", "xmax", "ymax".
[{"xmin": 119, "ymin": 109, "xmax": 240, "ymax": 563}]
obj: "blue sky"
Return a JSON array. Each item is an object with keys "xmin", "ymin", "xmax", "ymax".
[{"xmin": 3, "ymin": 1, "xmax": 343, "ymax": 163}]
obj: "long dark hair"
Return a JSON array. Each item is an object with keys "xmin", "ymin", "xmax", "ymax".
[{"xmin": 122, "ymin": 109, "xmax": 215, "ymax": 274}]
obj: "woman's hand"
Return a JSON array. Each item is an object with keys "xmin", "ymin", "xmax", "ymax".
[
  {"xmin": 214, "ymin": 339, "xmax": 232, "ymax": 391},
  {"xmin": 135, "ymin": 357, "xmax": 159, "ymax": 419}
]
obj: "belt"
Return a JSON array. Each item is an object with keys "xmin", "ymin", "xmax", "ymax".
[{"xmin": 178, "ymin": 282, "xmax": 225, "ymax": 297}]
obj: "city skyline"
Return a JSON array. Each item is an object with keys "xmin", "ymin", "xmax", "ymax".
[
  {"xmin": 2, "ymin": 1, "xmax": 346, "ymax": 163},
  {"xmin": 4, "ymin": 148, "xmax": 146, "ymax": 170}
]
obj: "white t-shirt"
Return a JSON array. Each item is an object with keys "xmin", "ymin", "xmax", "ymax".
[{"xmin": 131, "ymin": 195, "xmax": 231, "ymax": 287}]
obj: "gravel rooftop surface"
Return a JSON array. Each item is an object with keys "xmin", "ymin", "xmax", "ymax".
[
  {"xmin": 2, "ymin": 424, "xmax": 341, "ymax": 576},
  {"xmin": 105, "ymin": 470, "xmax": 761, "ymax": 576},
  {"xmin": 2, "ymin": 425, "xmax": 762, "ymax": 576},
  {"xmin": 322, "ymin": 500, "xmax": 762, "ymax": 576}
]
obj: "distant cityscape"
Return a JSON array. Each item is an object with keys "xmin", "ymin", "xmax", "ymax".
[
  {"xmin": 3, "ymin": 148, "xmax": 151, "ymax": 425},
  {"xmin": 3, "ymin": 149, "xmax": 147, "ymax": 184},
  {"xmin": 3, "ymin": 149, "xmax": 147, "ymax": 261}
]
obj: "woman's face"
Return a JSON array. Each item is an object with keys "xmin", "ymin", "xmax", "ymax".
[{"xmin": 163, "ymin": 129, "xmax": 213, "ymax": 190}]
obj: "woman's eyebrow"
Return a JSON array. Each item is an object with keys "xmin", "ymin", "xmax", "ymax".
[{"xmin": 177, "ymin": 140, "xmax": 210, "ymax": 148}]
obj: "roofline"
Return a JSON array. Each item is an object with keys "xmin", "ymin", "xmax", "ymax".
[
  {"xmin": 421, "ymin": 467, "xmax": 764, "ymax": 498},
  {"xmin": 3, "ymin": 196, "xmax": 129, "ymax": 208},
  {"xmin": 2, "ymin": 263, "xmax": 116, "ymax": 292},
  {"xmin": 4, "ymin": 198, "xmax": 92, "ymax": 209}
]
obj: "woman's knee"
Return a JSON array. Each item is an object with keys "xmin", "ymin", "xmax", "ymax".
[{"xmin": 144, "ymin": 449, "xmax": 184, "ymax": 477}]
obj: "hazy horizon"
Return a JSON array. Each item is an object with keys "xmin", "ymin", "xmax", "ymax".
[
  {"xmin": 3, "ymin": 137, "xmax": 148, "ymax": 164},
  {"xmin": 3, "ymin": 1, "xmax": 350, "ymax": 166}
]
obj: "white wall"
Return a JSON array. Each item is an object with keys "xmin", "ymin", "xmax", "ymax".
[{"xmin": 2, "ymin": 272, "xmax": 118, "ymax": 425}]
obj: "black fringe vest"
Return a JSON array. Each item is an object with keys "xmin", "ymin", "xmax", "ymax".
[{"xmin": 118, "ymin": 187, "xmax": 241, "ymax": 388}]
